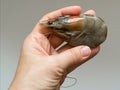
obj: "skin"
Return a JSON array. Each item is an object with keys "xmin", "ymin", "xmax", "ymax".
[{"xmin": 9, "ymin": 6, "xmax": 100, "ymax": 90}]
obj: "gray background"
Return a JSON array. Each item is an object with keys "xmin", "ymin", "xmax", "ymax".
[{"xmin": 1, "ymin": 0, "xmax": 120, "ymax": 90}]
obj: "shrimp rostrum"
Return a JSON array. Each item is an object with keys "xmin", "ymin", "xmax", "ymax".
[{"xmin": 40, "ymin": 14, "xmax": 107, "ymax": 48}]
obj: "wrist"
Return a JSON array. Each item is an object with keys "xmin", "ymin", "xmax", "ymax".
[{"xmin": 9, "ymin": 79, "xmax": 33, "ymax": 90}]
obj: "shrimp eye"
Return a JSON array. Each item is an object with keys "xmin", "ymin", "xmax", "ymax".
[{"xmin": 48, "ymin": 21, "xmax": 53, "ymax": 25}]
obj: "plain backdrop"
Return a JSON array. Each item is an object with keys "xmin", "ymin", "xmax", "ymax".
[{"xmin": 1, "ymin": 0, "xmax": 120, "ymax": 90}]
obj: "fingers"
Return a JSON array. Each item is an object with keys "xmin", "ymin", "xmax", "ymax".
[
  {"xmin": 84, "ymin": 9, "xmax": 96, "ymax": 15},
  {"xmin": 88, "ymin": 46, "xmax": 100, "ymax": 59},
  {"xmin": 53, "ymin": 46, "xmax": 100, "ymax": 74},
  {"xmin": 53, "ymin": 46, "xmax": 91, "ymax": 69},
  {"xmin": 40, "ymin": 6, "xmax": 82, "ymax": 21}
]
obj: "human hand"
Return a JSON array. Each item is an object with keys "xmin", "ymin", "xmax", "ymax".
[{"xmin": 9, "ymin": 6, "xmax": 100, "ymax": 90}]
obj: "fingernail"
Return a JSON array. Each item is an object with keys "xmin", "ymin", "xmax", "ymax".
[{"xmin": 81, "ymin": 46, "xmax": 91, "ymax": 59}]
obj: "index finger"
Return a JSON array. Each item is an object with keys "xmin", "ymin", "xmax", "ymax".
[{"xmin": 40, "ymin": 6, "xmax": 82, "ymax": 21}]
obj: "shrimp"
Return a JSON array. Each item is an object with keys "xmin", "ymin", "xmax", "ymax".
[{"xmin": 40, "ymin": 14, "xmax": 107, "ymax": 48}]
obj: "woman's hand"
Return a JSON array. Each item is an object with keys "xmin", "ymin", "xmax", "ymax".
[{"xmin": 9, "ymin": 6, "xmax": 99, "ymax": 90}]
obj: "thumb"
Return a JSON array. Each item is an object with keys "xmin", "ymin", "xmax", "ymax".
[{"xmin": 55, "ymin": 46, "xmax": 91, "ymax": 69}]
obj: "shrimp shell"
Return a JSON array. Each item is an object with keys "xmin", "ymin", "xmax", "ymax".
[{"xmin": 40, "ymin": 14, "xmax": 107, "ymax": 48}]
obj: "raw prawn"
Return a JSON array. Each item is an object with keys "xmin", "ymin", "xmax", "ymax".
[{"xmin": 40, "ymin": 14, "xmax": 107, "ymax": 48}]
